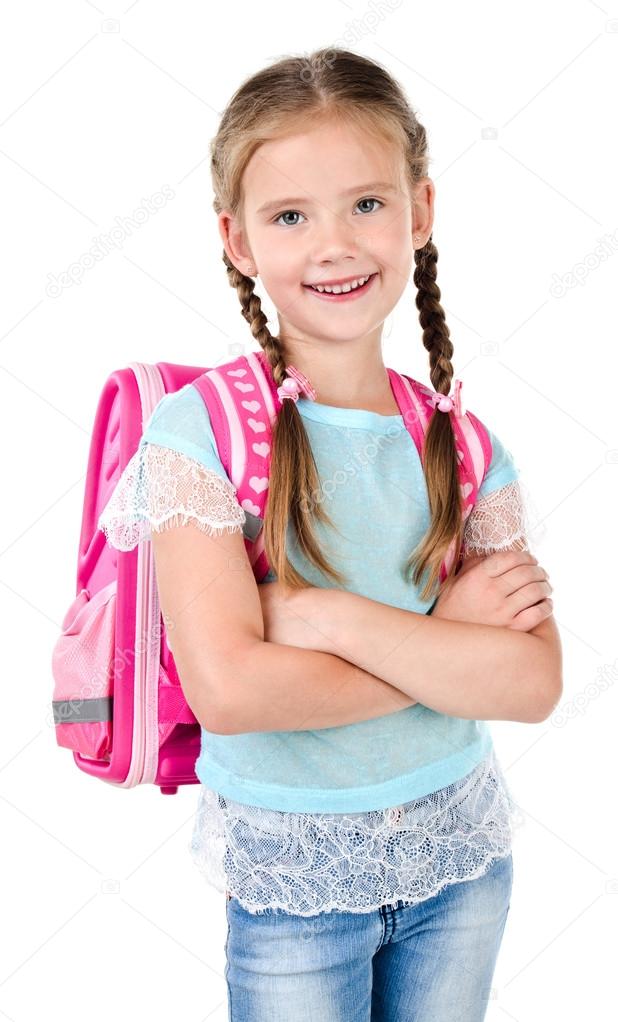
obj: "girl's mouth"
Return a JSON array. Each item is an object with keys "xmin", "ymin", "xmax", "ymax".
[{"xmin": 302, "ymin": 272, "xmax": 378, "ymax": 302}]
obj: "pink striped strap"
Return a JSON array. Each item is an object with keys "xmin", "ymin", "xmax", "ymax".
[
  {"xmin": 389, "ymin": 370, "xmax": 492, "ymax": 577},
  {"xmin": 191, "ymin": 350, "xmax": 277, "ymax": 582}
]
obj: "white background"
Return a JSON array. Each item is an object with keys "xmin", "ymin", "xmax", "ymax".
[{"xmin": 2, "ymin": 1, "xmax": 617, "ymax": 1019}]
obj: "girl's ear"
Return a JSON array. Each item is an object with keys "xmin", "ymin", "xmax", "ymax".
[
  {"xmin": 411, "ymin": 177, "xmax": 435, "ymax": 247},
  {"xmin": 217, "ymin": 209, "xmax": 254, "ymax": 274}
]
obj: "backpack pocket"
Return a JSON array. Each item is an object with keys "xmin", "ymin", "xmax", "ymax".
[{"xmin": 51, "ymin": 580, "xmax": 116, "ymax": 761}]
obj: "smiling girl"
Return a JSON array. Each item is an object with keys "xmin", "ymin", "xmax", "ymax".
[{"xmin": 99, "ymin": 47, "xmax": 561, "ymax": 1022}]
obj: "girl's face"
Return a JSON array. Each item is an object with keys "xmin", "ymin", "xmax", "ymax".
[{"xmin": 221, "ymin": 118, "xmax": 433, "ymax": 355}]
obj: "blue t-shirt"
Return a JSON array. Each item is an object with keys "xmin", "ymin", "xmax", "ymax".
[{"xmin": 137, "ymin": 379, "xmax": 520, "ymax": 812}]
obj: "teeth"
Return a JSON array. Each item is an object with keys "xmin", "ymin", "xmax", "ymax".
[{"xmin": 310, "ymin": 274, "xmax": 371, "ymax": 294}]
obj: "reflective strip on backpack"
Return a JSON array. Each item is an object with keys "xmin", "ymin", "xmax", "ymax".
[
  {"xmin": 52, "ymin": 697, "xmax": 112, "ymax": 724},
  {"xmin": 241, "ymin": 509, "xmax": 264, "ymax": 542}
]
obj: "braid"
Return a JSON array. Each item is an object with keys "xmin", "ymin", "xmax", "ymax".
[
  {"xmin": 407, "ymin": 236, "xmax": 464, "ymax": 602},
  {"xmin": 221, "ymin": 249, "xmax": 348, "ymax": 590},
  {"xmin": 222, "ymin": 250, "xmax": 282, "ymax": 375},
  {"xmin": 413, "ymin": 237, "xmax": 454, "ymax": 395}
]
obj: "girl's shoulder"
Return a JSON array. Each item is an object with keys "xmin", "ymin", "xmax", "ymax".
[
  {"xmin": 477, "ymin": 425, "xmax": 520, "ymax": 500},
  {"xmin": 144, "ymin": 380, "xmax": 210, "ymax": 441},
  {"xmin": 142, "ymin": 381, "xmax": 230, "ymax": 484}
]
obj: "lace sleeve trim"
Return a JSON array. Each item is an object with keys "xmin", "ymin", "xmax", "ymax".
[
  {"xmin": 462, "ymin": 478, "xmax": 544, "ymax": 555},
  {"xmin": 98, "ymin": 442, "xmax": 246, "ymax": 551}
]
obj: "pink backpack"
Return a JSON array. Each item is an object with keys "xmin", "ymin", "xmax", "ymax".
[{"xmin": 50, "ymin": 350, "xmax": 492, "ymax": 795}]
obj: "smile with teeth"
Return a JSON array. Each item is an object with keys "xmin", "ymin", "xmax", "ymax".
[{"xmin": 307, "ymin": 273, "xmax": 374, "ymax": 294}]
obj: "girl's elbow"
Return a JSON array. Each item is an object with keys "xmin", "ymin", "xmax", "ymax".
[
  {"xmin": 527, "ymin": 666, "xmax": 564, "ymax": 723},
  {"xmin": 525, "ymin": 618, "xmax": 563, "ymax": 723}
]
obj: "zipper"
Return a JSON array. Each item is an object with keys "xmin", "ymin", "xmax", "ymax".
[{"xmin": 125, "ymin": 362, "xmax": 166, "ymax": 786}]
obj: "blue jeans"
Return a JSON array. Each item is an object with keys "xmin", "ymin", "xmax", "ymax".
[{"xmin": 224, "ymin": 852, "xmax": 513, "ymax": 1021}]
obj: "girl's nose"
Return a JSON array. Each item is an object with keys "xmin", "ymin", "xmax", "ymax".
[{"xmin": 309, "ymin": 220, "xmax": 364, "ymax": 263}]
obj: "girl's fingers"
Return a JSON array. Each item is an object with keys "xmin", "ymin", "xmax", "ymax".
[
  {"xmin": 503, "ymin": 563, "xmax": 551, "ymax": 596},
  {"xmin": 509, "ymin": 597, "xmax": 553, "ymax": 632},
  {"xmin": 507, "ymin": 579, "xmax": 552, "ymax": 618}
]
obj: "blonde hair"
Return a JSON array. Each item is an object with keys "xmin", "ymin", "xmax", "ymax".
[{"xmin": 210, "ymin": 48, "xmax": 464, "ymax": 602}]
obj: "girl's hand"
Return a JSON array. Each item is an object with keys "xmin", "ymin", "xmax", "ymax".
[
  {"xmin": 432, "ymin": 549, "xmax": 553, "ymax": 632},
  {"xmin": 258, "ymin": 581, "xmax": 334, "ymax": 653}
]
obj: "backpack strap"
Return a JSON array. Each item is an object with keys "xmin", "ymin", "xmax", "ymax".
[
  {"xmin": 191, "ymin": 349, "xmax": 279, "ymax": 582},
  {"xmin": 387, "ymin": 369, "xmax": 493, "ymax": 580}
]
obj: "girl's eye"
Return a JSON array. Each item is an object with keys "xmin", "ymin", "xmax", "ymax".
[
  {"xmin": 355, "ymin": 197, "xmax": 383, "ymax": 215},
  {"xmin": 272, "ymin": 197, "xmax": 384, "ymax": 227},
  {"xmin": 274, "ymin": 210, "xmax": 306, "ymax": 227}
]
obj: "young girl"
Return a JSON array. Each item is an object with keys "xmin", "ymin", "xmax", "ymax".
[{"xmin": 99, "ymin": 47, "xmax": 561, "ymax": 1022}]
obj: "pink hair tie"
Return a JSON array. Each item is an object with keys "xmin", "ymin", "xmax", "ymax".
[
  {"xmin": 428, "ymin": 378, "xmax": 464, "ymax": 417},
  {"xmin": 276, "ymin": 364, "xmax": 317, "ymax": 404}
]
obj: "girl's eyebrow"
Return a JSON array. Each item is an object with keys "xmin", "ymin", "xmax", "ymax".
[{"xmin": 256, "ymin": 181, "xmax": 398, "ymax": 216}]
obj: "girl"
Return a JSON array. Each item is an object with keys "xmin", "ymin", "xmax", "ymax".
[{"xmin": 99, "ymin": 47, "xmax": 561, "ymax": 1022}]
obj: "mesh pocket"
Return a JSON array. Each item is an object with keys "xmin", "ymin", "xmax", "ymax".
[{"xmin": 51, "ymin": 581, "xmax": 116, "ymax": 761}]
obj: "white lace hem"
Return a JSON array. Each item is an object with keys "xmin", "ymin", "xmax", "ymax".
[
  {"xmin": 188, "ymin": 746, "xmax": 518, "ymax": 917},
  {"xmin": 97, "ymin": 442, "xmax": 246, "ymax": 551},
  {"xmin": 462, "ymin": 477, "xmax": 543, "ymax": 555}
]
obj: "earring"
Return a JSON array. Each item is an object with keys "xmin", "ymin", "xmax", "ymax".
[
  {"xmin": 413, "ymin": 234, "xmax": 421, "ymax": 245},
  {"xmin": 246, "ymin": 264, "xmax": 255, "ymax": 276}
]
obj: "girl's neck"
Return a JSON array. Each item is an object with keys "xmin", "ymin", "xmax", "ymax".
[
  {"xmin": 310, "ymin": 389, "xmax": 400, "ymax": 415},
  {"xmin": 273, "ymin": 329, "xmax": 393, "ymax": 412},
  {"xmin": 288, "ymin": 362, "xmax": 397, "ymax": 414}
]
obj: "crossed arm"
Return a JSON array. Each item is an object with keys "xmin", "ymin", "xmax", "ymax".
[
  {"xmin": 259, "ymin": 549, "xmax": 563, "ymax": 725},
  {"xmin": 347, "ymin": 566, "xmax": 561, "ymax": 720}
]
